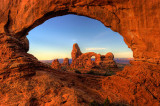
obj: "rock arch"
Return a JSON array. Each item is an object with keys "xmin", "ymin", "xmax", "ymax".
[
  {"xmin": 71, "ymin": 52, "xmax": 99, "ymax": 69},
  {"xmin": 0, "ymin": 0, "xmax": 160, "ymax": 66},
  {"xmin": 0, "ymin": 0, "xmax": 160, "ymax": 105},
  {"xmin": 70, "ymin": 43, "xmax": 117, "ymax": 69},
  {"xmin": 0, "ymin": 0, "xmax": 160, "ymax": 68}
]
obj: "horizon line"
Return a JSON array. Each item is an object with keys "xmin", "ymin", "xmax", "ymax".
[{"xmin": 39, "ymin": 57, "xmax": 134, "ymax": 61}]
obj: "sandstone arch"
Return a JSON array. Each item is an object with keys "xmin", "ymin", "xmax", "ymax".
[
  {"xmin": 71, "ymin": 52, "xmax": 99, "ymax": 69},
  {"xmin": 0, "ymin": 0, "xmax": 160, "ymax": 67},
  {"xmin": 0, "ymin": 0, "xmax": 160, "ymax": 105}
]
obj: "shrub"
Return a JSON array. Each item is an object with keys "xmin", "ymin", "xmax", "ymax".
[
  {"xmin": 75, "ymin": 70, "xmax": 81, "ymax": 74},
  {"xmin": 61, "ymin": 66, "xmax": 67, "ymax": 71},
  {"xmin": 89, "ymin": 100, "xmax": 100, "ymax": 106},
  {"xmin": 103, "ymin": 71, "xmax": 115, "ymax": 76},
  {"xmin": 87, "ymin": 70, "xmax": 95, "ymax": 75},
  {"xmin": 89, "ymin": 98, "xmax": 111, "ymax": 106},
  {"xmin": 105, "ymin": 67, "xmax": 111, "ymax": 71},
  {"xmin": 104, "ymin": 98, "xmax": 110, "ymax": 106},
  {"xmin": 80, "ymin": 67, "xmax": 84, "ymax": 69}
]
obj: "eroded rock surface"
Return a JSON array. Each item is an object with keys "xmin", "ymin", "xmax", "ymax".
[
  {"xmin": 0, "ymin": 0, "xmax": 160, "ymax": 105},
  {"xmin": 71, "ymin": 43, "xmax": 82, "ymax": 62},
  {"xmin": 61, "ymin": 58, "xmax": 70, "ymax": 68},
  {"xmin": 105, "ymin": 52, "xmax": 114, "ymax": 60},
  {"xmin": 51, "ymin": 59, "xmax": 62, "ymax": 70},
  {"xmin": 0, "ymin": 0, "xmax": 159, "ymax": 64}
]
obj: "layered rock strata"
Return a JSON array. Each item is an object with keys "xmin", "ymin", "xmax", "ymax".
[{"xmin": 0, "ymin": 0, "xmax": 159, "ymax": 105}]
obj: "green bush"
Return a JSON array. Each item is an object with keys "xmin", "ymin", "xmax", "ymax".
[
  {"xmin": 87, "ymin": 70, "xmax": 95, "ymax": 75},
  {"xmin": 89, "ymin": 98, "xmax": 111, "ymax": 106},
  {"xmin": 61, "ymin": 66, "xmax": 67, "ymax": 71},
  {"xmin": 104, "ymin": 98, "xmax": 110, "ymax": 106},
  {"xmin": 80, "ymin": 67, "xmax": 84, "ymax": 69},
  {"xmin": 75, "ymin": 70, "xmax": 81, "ymax": 74},
  {"xmin": 103, "ymin": 71, "xmax": 115, "ymax": 76},
  {"xmin": 89, "ymin": 100, "xmax": 100, "ymax": 106}
]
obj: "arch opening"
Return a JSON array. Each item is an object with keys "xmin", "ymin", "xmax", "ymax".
[
  {"xmin": 91, "ymin": 56, "xmax": 96, "ymax": 61},
  {"xmin": 27, "ymin": 14, "xmax": 133, "ymax": 73}
]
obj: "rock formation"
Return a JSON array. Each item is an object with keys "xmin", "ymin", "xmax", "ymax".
[
  {"xmin": 71, "ymin": 43, "xmax": 117, "ymax": 69},
  {"xmin": 71, "ymin": 52, "xmax": 98, "ymax": 69},
  {"xmin": 105, "ymin": 52, "xmax": 114, "ymax": 60},
  {"xmin": 61, "ymin": 58, "xmax": 70, "ymax": 68},
  {"xmin": 51, "ymin": 59, "xmax": 61, "ymax": 70},
  {"xmin": 0, "ymin": 0, "xmax": 159, "ymax": 105},
  {"xmin": 100, "ymin": 53, "xmax": 117, "ymax": 68},
  {"xmin": 71, "ymin": 43, "xmax": 82, "ymax": 62}
]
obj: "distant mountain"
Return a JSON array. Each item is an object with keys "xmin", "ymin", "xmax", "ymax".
[
  {"xmin": 39, "ymin": 60, "xmax": 53, "ymax": 64},
  {"xmin": 114, "ymin": 58, "xmax": 133, "ymax": 64},
  {"xmin": 40, "ymin": 59, "xmax": 72, "ymax": 64},
  {"xmin": 40, "ymin": 58, "xmax": 133, "ymax": 65}
]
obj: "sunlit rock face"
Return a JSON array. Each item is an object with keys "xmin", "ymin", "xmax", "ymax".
[
  {"xmin": 0, "ymin": 0, "xmax": 160, "ymax": 106},
  {"xmin": 71, "ymin": 43, "xmax": 117, "ymax": 69},
  {"xmin": 71, "ymin": 43, "xmax": 82, "ymax": 63},
  {"xmin": 61, "ymin": 58, "xmax": 70, "ymax": 68},
  {"xmin": 0, "ymin": 0, "xmax": 159, "ymax": 64},
  {"xmin": 51, "ymin": 59, "xmax": 62, "ymax": 70}
]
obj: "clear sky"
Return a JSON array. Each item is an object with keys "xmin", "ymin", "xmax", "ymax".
[{"xmin": 27, "ymin": 14, "xmax": 133, "ymax": 60}]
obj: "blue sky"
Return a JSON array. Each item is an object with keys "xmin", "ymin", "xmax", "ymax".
[{"xmin": 27, "ymin": 14, "xmax": 133, "ymax": 60}]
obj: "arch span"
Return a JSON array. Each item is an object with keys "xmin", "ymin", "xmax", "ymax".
[
  {"xmin": 0, "ymin": 0, "xmax": 160, "ymax": 64},
  {"xmin": 0, "ymin": 0, "xmax": 160, "ymax": 66}
]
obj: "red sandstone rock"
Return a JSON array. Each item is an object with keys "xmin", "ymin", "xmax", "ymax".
[
  {"xmin": 61, "ymin": 58, "xmax": 70, "ymax": 68},
  {"xmin": 0, "ymin": 0, "xmax": 159, "ymax": 105},
  {"xmin": 70, "ymin": 44, "xmax": 117, "ymax": 69},
  {"xmin": 100, "ymin": 60, "xmax": 117, "ymax": 68},
  {"xmin": 105, "ymin": 52, "xmax": 114, "ymax": 60},
  {"xmin": 100, "ymin": 53, "xmax": 117, "ymax": 68},
  {"xmin": 51, "ymin": 59, "xmax": 61, "ymax": 70},
  {"xmin": 102, "ymin": 62, "xmax": 160, "ymax": 106},
  {"xmin": 71, "ymin": 52, "xmax": 98, "ymax": 69},
  {"xmin": 71, "ymin": 43, "xmax": 82, "ymax": 62},
  {"xmin": 0, "ymin": 0, "xmax": 159, "ymax": 63}
]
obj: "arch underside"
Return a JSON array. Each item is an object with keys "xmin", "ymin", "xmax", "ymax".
[{"xmin": 0, "ymin": 0, "xmax": 159, "ymax": 105}]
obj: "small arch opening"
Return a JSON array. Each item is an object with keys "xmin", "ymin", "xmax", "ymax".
[{"xmin": 91, "ymin": 56, "xmax": 96, "ymax": 62}]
